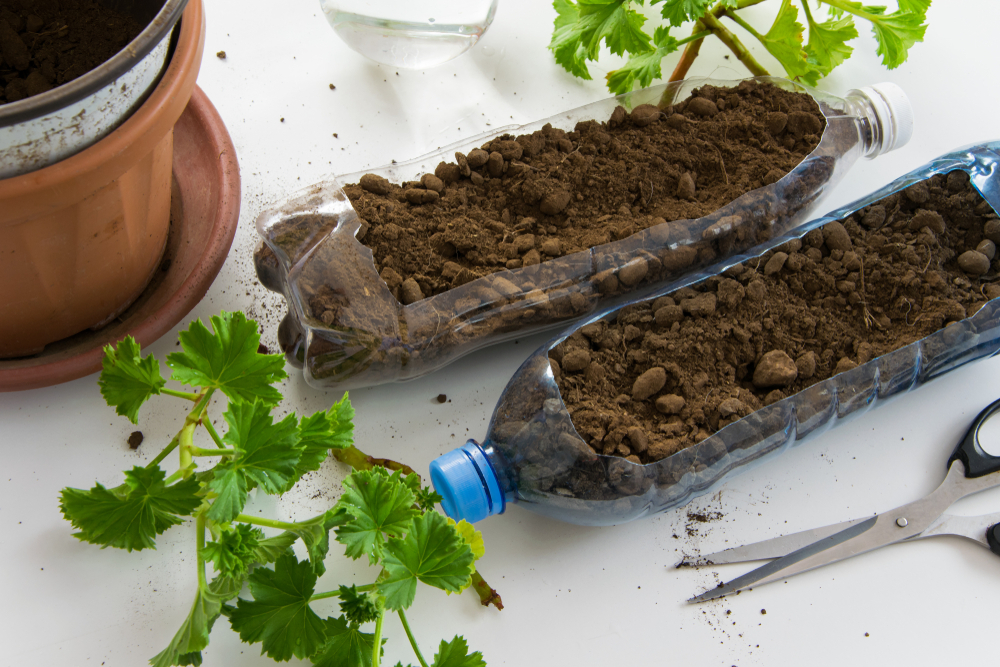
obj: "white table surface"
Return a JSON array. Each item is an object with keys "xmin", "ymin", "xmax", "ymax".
[{"xmin": 4, "ymin": 1, "xmax": 1000, "ymax": 666}]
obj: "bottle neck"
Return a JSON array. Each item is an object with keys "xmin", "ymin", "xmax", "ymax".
[
  {"xmin": 844, "ymin": 94, "xmax": 883, "ymax": 159},
  {"xmin": 430, "ymin": 439, "xmax": 511, "ymax": 523},
  {"xmin": 843, "ymin": 85, "xmax": 912, "ymax": 159}
]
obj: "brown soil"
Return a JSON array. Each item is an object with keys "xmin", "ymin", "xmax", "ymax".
[
  {"xmin": 258, "ymin": 81, "xmax": 833, "ymax": 384},
  {"xmin": 344, "ymin": 81, "xmax": 823, "ymax": 302},
  {"xmin": 550, "ymin": 171, "xmax": 1000, "ymax": 465},
  {"xmin": 0, "ymin": 0, "xmax": 143, "ymax": 105}
]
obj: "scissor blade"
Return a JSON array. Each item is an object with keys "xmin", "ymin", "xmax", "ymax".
[
  {"xmin": 683, "ymin": 517, "xmax": 870, "ymax": 566},
  {"xmin": 688, "ymin": 516, "xmax": 877, "ymax": 603},
  {"xmin": 688, "ymin": 463, "xmax": 976, "ymax": 603},
  {"xmin": 919, "ymin": 511, "xmax": 1000, "ymax": 548}
]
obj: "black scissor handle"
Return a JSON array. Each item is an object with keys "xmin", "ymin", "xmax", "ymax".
[
  {"xmin": 989, "ymin": 524, "xmax": 1000, "ymax": 557},
  {"xmin": 949, "ymin": 397, "xmax": 1000, "ymax": 478}
]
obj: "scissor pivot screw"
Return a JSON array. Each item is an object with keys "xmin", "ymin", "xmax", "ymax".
[{"xmin": 896, "ymin": 517, "xmax": 908, "ymax": 527}]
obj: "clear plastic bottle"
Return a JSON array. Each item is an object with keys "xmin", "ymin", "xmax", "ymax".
[
  {"xmin": 429, "ymin": 142, "xmax": 1000, "ymax": 526},
  {"xmin": 319, "ymin": 0, "xmax": 499, "ymax": 68},
  {"xmin": 256, "ymin": 78, "xmax": 914, "ymax": 391}
]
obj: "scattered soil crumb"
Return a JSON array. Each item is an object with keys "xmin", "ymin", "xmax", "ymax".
[{"xmin": 216, "ymin": 50, "xmax": 226, "ymax": 59}]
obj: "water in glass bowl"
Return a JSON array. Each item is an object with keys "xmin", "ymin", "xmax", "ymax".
[{"xmin": 320, "ymin": 0, "xmax": 499, "ymax": 69}]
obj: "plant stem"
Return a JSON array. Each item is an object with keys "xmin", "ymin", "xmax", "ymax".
[
  {"xmin": 190, "ymin": 448, "xmax": 236, "ymax": 457},
  {"xmin": 163, "ymin": 466, "xmax": 194, "ymax": 485},
  {"xmin": 201, "ymin": 415, "xmax": 226, "ymax": 449},
  {"xmin": 196, "ymin": 513, "xmax": 208, "ymax": 589},
  {"xmin": 309, "ymin": 583, "xmax": 377, "ymax": 602},
  {"xmin": 178, "ymin": 422, "xmax": 197, "ymax": 477},
  {"xmin": 371, "ymin": 607, "xmax": 385, "ymax": 667},
  {"xmin": 822, "ymin": 0, "xmax": 882, "ymax": 22},
  {"xmin": 722, "ymin": 9, "xmax": 764, "ymax": 41},
  {"xmin": 471, "ymin": 572, "xmax": 504, "ymax": 610},
  {"xmin": 702, "ymin": 11, "xmax": 769, "ymax": 76},
  {"xmin": 668, "ymin": 29, "xmax": 706, "ymax": 84},
  {"xmin": 146, "ymin": 433, "xmax": 181, "ymax": 469},
  {"xmin": 660, "ymin": 0, "xmax": 769, "ymax": 100},
  {"xmin": 161, "ymin": 388, "xmax": 201, "ymax": 401},
  {"xmin": 333, "ymin": 445, "xmax": 419, "ymax": 479},
  {"xmin": 397, "ymin": 609, "xmax": 429, "ymax": 667},
  {"xmin": 235, "ymin": 514, "xmax": 302, "ymax": 531}
]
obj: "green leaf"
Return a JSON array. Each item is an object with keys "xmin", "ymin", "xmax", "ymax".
[
  {"xmin": 868, "ymin": 6, "xmax": 927, "ymax": 69},
  {"xmin": 229, "ymin": 552, "xmax": 328, "ymax": 662},
  {"xmin": 207, "ymin": 401, "xmax": 302, "ymax": 523},
  {"xmin": 166, "ymin": 311, "xmax": 287, "ymax": 406},
  {"xmin": 338, "ymin": 585, "xmax": 381, "ymax": 625},
  {"xmin": 60, "ymin": 466, "xmax": 202, "ymax": 551},
  {"xmin": 311, "ymin": 616, "xmax": 381, "ymax": 667},
  {"xmin": 550, "ymin": 0, "xmax": 594, "ymax": 79},
  {"xmin": 756, "ymin": 0, "xmax": 823, "ymax": 85},
  {"xmin": 606, "ymin": 28, "xmax": 680, "ymax": 93},
  {"xmin": 448, "ymin": 519, "xmax": 486, "ymax": 561},
  {"xmin": 804, "ymin": 12, "xmax": 857, "ymax": 77},
  {"xmin": 98, "ymin": 336, "xmax": 165, "ymax": 424},
  {"xmin": 431, "ymin": 636, "xmax": 486, "ymax": 667},
  {"xmin": 444, "ymin": 519, "xmax": 484, "ymax": 594},
  {"xmin": 294, "ymin": 393, "xmax": 355, "ymax": 479},
  {"xmin": 149, "ymin": 587, "xmax": 223, "ymax": 667},
  {"xmin": 897, "ymin": 0, "xmax": 931, "ymax": 16},
  {"xmin": 278, "ymin": 509, "xmax": 348, "ymax": 577},
  {"xmin": 208, "ymin": 573, "xmax": 245, "ymax": 601},
  {"xmin": 549, "ymin": 0, "xmax": 653, "ymax": 79},
  {"xmin": 335, "ymin": 469, "xmax": 420, "ymax": 564},
  {"xmin": 833, "ymin": 1, "xmax": 928, "ymax": 69},
  {"xmin": 378, "ymin": 511, "xmax": 475, "ymax": 611},
  {"xmin": 414, "ymin": 486, "xmax": 444, "ymax": 513},
  {"xmin": 253, "ymin": 533, "xmax": 298, "ymax": 565},
  {"xmin": 584, "ymin": 0, "xmax": 652, "ymax": 58},
  {"xmin": 651, "ymin": 0, "xmax": 717, "ymax": 27},
  {"xmin": 202, "ymin": 523, "xmax": 264, "ymax": 580}
]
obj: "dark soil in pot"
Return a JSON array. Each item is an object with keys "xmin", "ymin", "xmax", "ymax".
[
  {"xmin": 0, "ymin": 0, "xmax": 143, "ymax": 104},
  {"xmin": 549, "ymin": 171, "xmax": 1000, "ymax": 465},
  {"xmin": 342, "ymin": 80, "xmax": 824, "ymax": 304}
]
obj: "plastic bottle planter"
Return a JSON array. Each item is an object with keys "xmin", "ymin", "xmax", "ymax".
[
  {"xmin": 255, "ymin": 77, "xmax": 912, "ymax": 390},
  {"xmin": 430, "ymin": 143, "xmax": 1000, "ymax": 527}
]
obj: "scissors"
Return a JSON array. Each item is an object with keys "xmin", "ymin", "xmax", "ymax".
[{"xmin": 686, "ymin": 397, "xmax": 1000, "ymax": 603}]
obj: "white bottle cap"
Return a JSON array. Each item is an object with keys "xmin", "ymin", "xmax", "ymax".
[{"xmin": 848, "ymin": 82, "xmax": 915, "ymax": 156}]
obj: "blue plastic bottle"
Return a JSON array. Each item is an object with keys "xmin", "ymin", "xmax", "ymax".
[{"xmin": 430, "ymin": 142, "xmax": 1000, "ymax": 526}]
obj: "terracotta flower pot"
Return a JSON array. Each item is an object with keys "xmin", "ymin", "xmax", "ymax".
[{"xmin": 0, "ymin": 0, "xmax": 205, "ymax": 358}]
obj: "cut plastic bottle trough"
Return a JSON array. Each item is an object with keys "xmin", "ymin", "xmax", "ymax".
[{"xmin": 255, "ymin": 77, "xmax": 912, "ymax": 391}]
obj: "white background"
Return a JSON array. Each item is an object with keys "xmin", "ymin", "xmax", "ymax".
[{"xmin": 3, "ymin": 1, "xmax": 1000, "ymax": 666}]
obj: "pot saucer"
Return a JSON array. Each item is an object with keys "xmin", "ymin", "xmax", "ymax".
[{"xmin": 0, "ymin": 86, "xmax": 240, "ymax": 392}]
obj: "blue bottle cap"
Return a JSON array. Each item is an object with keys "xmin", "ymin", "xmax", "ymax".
[{"xmin": 429, "ymin": 440, "xmax": 505, "ymax": 524}]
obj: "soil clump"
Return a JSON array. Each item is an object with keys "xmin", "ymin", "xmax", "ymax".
[
  {"xmin": 1, "ymin": 0, "xmax": 144, "ymax": 105},
  {"xmin": 550, "ymin": 171, "xmax": 1000, "ymax": 465}
]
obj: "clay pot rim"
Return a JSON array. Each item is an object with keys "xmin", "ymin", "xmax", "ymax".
[
  {"xmin": 0, "ymin": 0, "xmax": 204, "ymax": 222},
  {"xmin": 0, "ymin": 0, "xmax": 190, "ymax": 128}
]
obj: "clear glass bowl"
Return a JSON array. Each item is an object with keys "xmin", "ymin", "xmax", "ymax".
[{"xmin": 319, "ymin": 0, "xmax": 499, "ymax": 68}]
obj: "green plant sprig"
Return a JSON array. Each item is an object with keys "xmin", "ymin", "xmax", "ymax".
[
  {"xmin": 550, "ymin": 0, "xmax": 930, "ymax": 95},
  {"xmin": 59, "ymin": 312, "xmax": 497, "ymax": 667}
]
